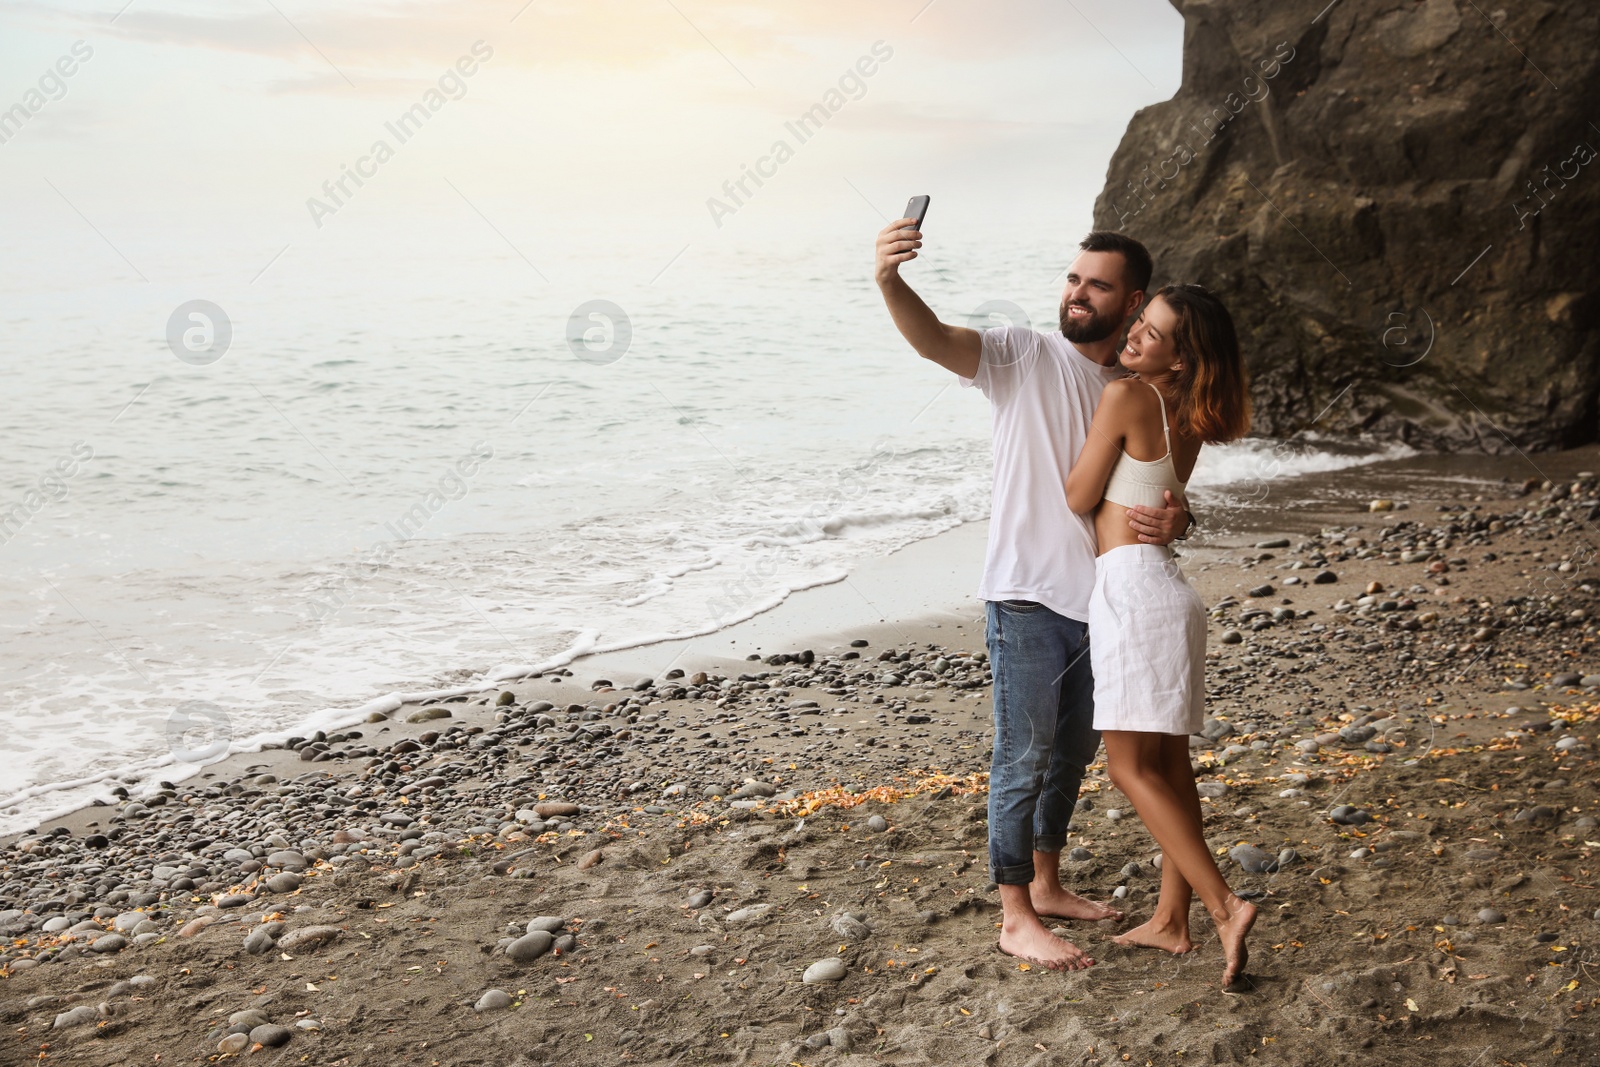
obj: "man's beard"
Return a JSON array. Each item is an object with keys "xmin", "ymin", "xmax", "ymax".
[{"xmin": 1059, "ymin": 301, "xmax": 1120, "ymax": 344}]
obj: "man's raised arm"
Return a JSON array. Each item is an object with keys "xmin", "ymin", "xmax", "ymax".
[{"xmin": 874, "ymin": 218, "xmax": 981, "ymax": 379}]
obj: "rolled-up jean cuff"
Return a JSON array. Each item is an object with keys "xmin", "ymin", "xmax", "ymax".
[
  {"xmin": 990, "ymin": 860, "xmax": 1036, "ymax": 886},
  {"xmin": 1033, "ymin": 834, "xmax": 1066, "ymax": 855}
]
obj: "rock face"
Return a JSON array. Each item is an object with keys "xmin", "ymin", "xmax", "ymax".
[{"xmin": 1093, "ymin": 0, "xmax": 1600, "ymax": 451}]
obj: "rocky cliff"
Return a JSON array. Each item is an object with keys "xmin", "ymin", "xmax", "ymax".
[{"xmin": 1093, "ymin": 0, "xmax": 1600, "ymax": 451}]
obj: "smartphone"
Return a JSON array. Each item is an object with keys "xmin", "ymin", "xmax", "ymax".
[{"xmin": 902, "ymin": 195, "xmax": 930, "ymax": 231}]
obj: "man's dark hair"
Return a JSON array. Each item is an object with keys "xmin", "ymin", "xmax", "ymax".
[{"xmin": 1078, "ymin": 231, "xmax": 1153, "ymax": 294}]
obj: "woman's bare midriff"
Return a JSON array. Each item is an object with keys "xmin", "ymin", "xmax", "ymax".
[{"xmin": 1093, "ymin": 502, "xmax": 1147, "ymax": 556}]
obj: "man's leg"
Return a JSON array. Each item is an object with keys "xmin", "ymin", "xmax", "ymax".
[
  {"xmin": 1031, "ymin": 616, "xmax": 1122, "ymax": 921},
  {"xmin": 985, "ymin": 600, "xmax": 1094, "ymax": 970}
]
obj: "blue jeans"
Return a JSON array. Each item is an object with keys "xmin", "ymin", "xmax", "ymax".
[{"xmin": 985, "ymin": 598, "xmax": 1099, "ymax": 885}]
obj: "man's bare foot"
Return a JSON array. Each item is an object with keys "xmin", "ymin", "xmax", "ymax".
[
  {"xmin": 1030, "ymin": 884, "xmax": 1124, "ymax": 923},
  {"xmin": 996, "ymin": 918, "xmax": 1095, "ymax": 972},
  {"xmin": 1111, "ymin": 916, "xmax": 1193, "ymax": 955},
  {"xmin": 1212, "ymin": 895, "xmax": 1256, "ymax": 988}
]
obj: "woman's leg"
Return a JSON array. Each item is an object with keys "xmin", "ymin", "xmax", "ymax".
[
  {"xmin": 1112, "ymin": 732, "xmax": 1193, "ymax": 952},
  {"xmin": 1103, "ymin": 730, "xmax": 1255, "ymax": 986}
]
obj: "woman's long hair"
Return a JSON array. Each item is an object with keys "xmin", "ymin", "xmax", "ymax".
[{"xmin": 1157, "ymin": 284, "xmax": 1251, "ymax": 443}]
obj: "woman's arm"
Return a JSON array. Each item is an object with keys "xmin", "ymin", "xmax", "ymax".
[{"xmin": 1066, "ymin": 382, "xmax": 1134, "ymax": 514}]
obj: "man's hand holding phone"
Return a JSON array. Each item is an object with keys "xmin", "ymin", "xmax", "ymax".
[{"xmin": 874, "ymin": 195, "xmax": 930, "ymax": 287}]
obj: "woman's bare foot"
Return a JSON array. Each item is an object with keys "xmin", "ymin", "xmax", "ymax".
[
  {"xmin": 1111, "ymin": 915, "xmax": 1193, "ymax": 955},
  {"xmin": 997, "ymin": 917, "xmax": 1096, "ymax": 971},
  {"xmin": 1030, "ymin": 884, "xmax": 1124, "ymax": 923},
  {"xmin": 1212, "ymin": 895, "xmax": 1256, "ymax": 988}
]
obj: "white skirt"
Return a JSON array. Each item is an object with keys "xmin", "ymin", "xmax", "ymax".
[{"xmin": 1088, "ymin": 543, "xmax": 1207, "ymax": 735}]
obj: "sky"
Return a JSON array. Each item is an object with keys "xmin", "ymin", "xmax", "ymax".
[{"xmin": 0, "ymin": 0, "xmax": 1184, "ymax": 275}]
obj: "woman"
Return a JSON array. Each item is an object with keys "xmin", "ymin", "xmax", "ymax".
[{"xmin": 1064, "ymin": 283, "xmax": 1254, "ymax": 988}]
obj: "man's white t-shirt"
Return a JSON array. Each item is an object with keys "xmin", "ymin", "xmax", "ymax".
[{"xmin": 958, "ymin": 326, "xmax": 1122, "ymax": 622}]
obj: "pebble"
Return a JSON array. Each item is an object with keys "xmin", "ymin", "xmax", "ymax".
[
  {"xmin": 533, "ymin": 802, "xmax": 580, "ymax": 818},
  {"xmin": 475, "ymin": 989, "xmax": 513, "ymax": 1011},
  {"xmin": 249, "ymin": 1023, "xmax": 293, "ymax": 1047},
  {"xmin": 277, "ymin": 925, "xmax": 342, "ymax": 952},
  {"xmin": 803, "ymin": 957, "xmax": 848, "ymax": 983},
  {"xmin": 1067, "ymin": 847, "xmax": 1092, "ymax": 861},
  {"xmin": 88, "ymin": 933, "xmax": 128, "ymax": 953},
  {"xmin": 686, "ymin": 890, "xmax": 713, "ymax": 909},
  {"xmin": 1228, "ymin": 844, "xmax": 1278, "ymax": 873},
  {"xmin": 526, "ymin": 916, "xmax": 567, "ymax": 934},
  {"xmin": 53, "ymin": 1005, "xmax": 99, "ymax": 1029},
  {"xmin": 243, "ymin": 926, "xmax": 279, "ymax": 955},
  {"xmin": 577, "ymin": 848, "xmax": 605, "ymax": 870},
  {"xmin": 1476, "ymin": 908, "xmax": 1506, "ymax": 925},
  {"xmin": 865, "ymin": 815, "xmax": 888, "ymax": 833},
  {"xmin": 265, "ymin": 873, "xmax": 302, "ymax": 894},
  {"xmin": 725, "ymin": 904, "xmax": 772, "ymax": 924},
  {"xmin": 507, "ymin": 930, "xmax": 554, "ymax": 961},
  {"xmin": 1329, "ymin": 805, "xmax": 1372, "ymax": 825},
  {"xmin": 218, "ymin": 1034, "xmax": 248, "ymax": 1054},
  {"xmin": 832, "ymin": 913, "xmax": 872, "ymax": 941}
]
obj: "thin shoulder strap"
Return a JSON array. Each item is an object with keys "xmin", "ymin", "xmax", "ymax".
[{"xmin": 1144, "ymin": 379, "xmax": 1172, "ymax": 455}]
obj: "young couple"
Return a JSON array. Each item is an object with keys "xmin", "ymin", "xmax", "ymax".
[{"xmin": 874, "ymin": 222, "xmax": 1255, "ymax": 988}]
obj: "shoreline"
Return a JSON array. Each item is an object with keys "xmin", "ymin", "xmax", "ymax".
[
  {"xmin": 4, "ymin": 437, "xmax": 1569, "ymax": 843},
  {"xmin": 2, "ymin": 462, "xmax": 1599, "ymax": 1064}
]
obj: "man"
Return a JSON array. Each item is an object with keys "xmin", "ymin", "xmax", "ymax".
[{"xmin": 874, "ymin": 223, "xmax": 1190, "ymax": 970}]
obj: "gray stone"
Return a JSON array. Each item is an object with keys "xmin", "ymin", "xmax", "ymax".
[
  {"xmin": 1229, "ymin": 844, "xmax": 1278, "ymax": 874},
  {"xmin": 475, "ymin": 989, "xmax": 513, "ymax": 1011},
  {"xmin": 831, "ymin": 913, "xmax": 872, "ymax": 942},
  {"xmin": 264, "ymin": 873, "xmax": 302, "ymax": 894},
  {"xmin": 243, "ymin": 927, "xmax": 278, "ymax": 955},
  {"xmin": 803, "ymin": 957, "xmax": 848, "ymax": 983},
  {"xmin": 525, "ymin": 916, "xmax": 566, "ymax": 934},
  {"xmin": 53, "ymin": 1005, "xmax": 99, "ymax": 1029},
  {"xmin": 725, "ymin": 904, "xmax": 772, "ymax": 925},
  {"xmin": 1476, "ymin": 908, "xmax": 1506, "ymax": 925},
  {"xmin": 865, "ymin": 815, "xmax": 888, "ymax": 833},
  {"xmin": 249, "ymin": 1023, "xmax": 292, "ymax": 1048},
  {"xmin": 88, "ymin": 933, "xmax": 128, "ymax": 953},
  {"xmin": 277, "ymin": 925, "xmax": 342, "ymax": 952},
  {"xmin": 507, "ymin": 931, "xmax": 553, "ymax": 962}
]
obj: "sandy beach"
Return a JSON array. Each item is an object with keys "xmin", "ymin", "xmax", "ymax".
[{"xmin": 3, "ymin": 456, "xmax": 1599, "ymax": 1066}]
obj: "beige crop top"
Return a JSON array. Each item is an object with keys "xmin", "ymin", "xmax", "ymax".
[{"xmin": 1102, "ymin": 379, "xmax": 1188, "ymax": 510}]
